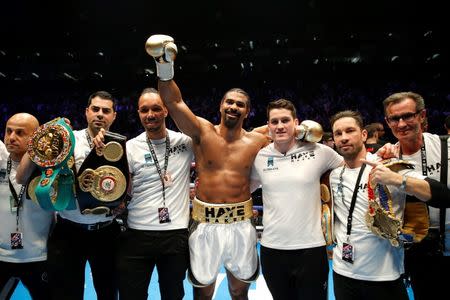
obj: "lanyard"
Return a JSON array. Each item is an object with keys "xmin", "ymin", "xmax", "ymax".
[
  {"xmin": 146, "ymin": 133, "xmax": 170, "ymax": 207},
  {"xmin": 7, "ymin": 157, "xmax": 26, "ymax": 231},
  {"xmin": 85, "ymin": 129, "xmax": 94, "ymax": 148},
  {"xmin": 338, "ymin": 164, "xmax": 367, "ymax": 236},
  {"xmin": 399, "ymin": 137, "xmax": 427, "ymax": 176}
]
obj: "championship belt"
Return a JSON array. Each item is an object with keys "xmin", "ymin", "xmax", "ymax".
[
  {"xmin": 320, "ymin": 171, "xmax": 333, "ymax": 246},
  {"xmin": 365, "ymin": 159, "xmax": 419, "ymax": 247},
  {"xmin": 27, "ymin": 117, "xmax": 77, "ymax": 211},
  {"xmin": 76, "ymin": 131, "xmax": 130, "ymax": 216}
]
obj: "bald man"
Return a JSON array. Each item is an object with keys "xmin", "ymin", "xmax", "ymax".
[{"xmin": 0, "ymin": 113, "xmax": 54, "ymax": 300}]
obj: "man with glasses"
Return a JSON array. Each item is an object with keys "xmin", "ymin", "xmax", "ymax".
[{"xmin": 383, "ymin": 91, "xmax": 450, "ymax": 300}]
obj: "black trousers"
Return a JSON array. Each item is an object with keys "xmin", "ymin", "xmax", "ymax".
[
  {"xmin": 47, "ymin": 219, "xmax": 120, "ymax": 300},
  {"xmin": 333, "ymin": 271, "xmax": 408, "ymax": 300},
  {"xmin": 0, "ymin": 261, "xmax": 49, "ymax": 300},
  {"xmin": 260, "ymin": 245, "xmax": 329, "ymax": 300},
  {"xmin": 405, "ymin": 251, "xmax": 450, "ymax": 300},
  {"xmin": 116, "ymin": 228, "xmax": 189, "ymax": 300}
]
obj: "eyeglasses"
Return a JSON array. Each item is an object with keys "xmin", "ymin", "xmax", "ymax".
[{"xmin": 386, "ymin": 110, "xmax": 422, "ymax": 125}]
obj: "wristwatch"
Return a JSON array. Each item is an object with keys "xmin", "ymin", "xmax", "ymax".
[{"xmin": 399, "ymin": 175, "xmax": 408, "ymax": 192}]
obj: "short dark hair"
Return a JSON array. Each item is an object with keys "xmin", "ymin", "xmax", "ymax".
[
  {"xmin": 445, "ymin": 115, "xmax": 450, "ymax": 130},
  {"xmin": 221, "ymin": 88, "xmax": 251, "ymax": 111},
  {"xmin": 330, "ymin": 110, "xmax": 364, "ymax": 130},
  {"xmin": 383, "ymin": 92, "xmax": 425, "ymax": 115},
  {"xmin": 266, "ymin": 98, "xmax": 297, "ymax": 120},
  {"xmin": 364, "ymin": 123, "xmax": 379, "ymax": 138},
  {"xmin": 87, "ymin": 91, "xmax": 116, "ymax": 111},
  {"xmin": 140, "ymin": 87, "xmax": 159, "ymax": 96}
]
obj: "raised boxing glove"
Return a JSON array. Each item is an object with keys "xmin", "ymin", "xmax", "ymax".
[
  {"xmin": 145, "ymin": 34, "xmax": 178, "ymax": 81},
  {"xmin": 295, "ymin": 120, "xmax": 323, "ymax": 142}
]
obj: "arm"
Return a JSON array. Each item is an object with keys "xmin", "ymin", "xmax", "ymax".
[
  {"xmin": 16, "ymin": 152, "xmax": 37, "ymax": 184},
  {"xmin": 146, "ymin": 34, "xmax": 202, "ymax": 138},
  {"xmin": 158, "ymin": 80, "xmax": 202, "ymax": 138},
  {"xmin": 362, "ymin": 159, "xmax": 431, "ymax": 201},
  {"xmin": 423, "ymin": 178, "xmax": 450, "ymax": 208}
]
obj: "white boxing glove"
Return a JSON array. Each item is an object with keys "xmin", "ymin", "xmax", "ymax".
[
  {"xmin": 145, "ymin": 34, "xmax": 178, "ymax": 81},
  {"xmin": 296, "ymin": 120, "xmax": 323, "ymax": 142}
]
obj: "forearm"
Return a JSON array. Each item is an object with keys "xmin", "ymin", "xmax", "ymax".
[
  {"xmin": 16, "ymin": 152, "xmax": 36, "ymax": 184},
  {"xmin": 402, "ymin": 175, "xmax": 431, "ymax": 202}
]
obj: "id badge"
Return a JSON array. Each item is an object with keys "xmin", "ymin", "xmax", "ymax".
[
  {"xmin": 10, "ymin": 196, "xmax": 18, "ymax": 213},
  {"xmin": 158, "ymin": 207, "xmax": 171, "ymax": 224},
  {"xmin": 11, "ymin": 232, "xmax": 24, "ymax": 249},
  {"xmin": 163, "ymin": 172, "xmax": 173, "ymax": 187},
  {"xmin": 342, "ymin": 242, "xmax": 354, "ymax": 263}
]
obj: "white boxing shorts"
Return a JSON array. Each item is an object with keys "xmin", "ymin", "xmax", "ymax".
[{"xmin": 188, "ymin": 198, "xmax": 259, "ymax": 287}]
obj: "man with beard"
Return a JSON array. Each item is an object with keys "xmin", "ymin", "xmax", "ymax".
[
  {"xmin": 17, "ymin": 91, "xmax": 121, "ymax": 300},
  {"xmin": 146, "ymin": 35, "xmax": 268, "ymax": 299},
  {"xmin": 329, "ymin": 110, "xmax": 433, "ymax": 300},
  {"xmin": 381, "ymin": 92, "xmax": 450, "ymax": 300},
  {"xmin": 0, "ymin": 113, "xmax": 53, "ymax": 300},
  {"xmin": 108, "ymin": 88, "xmax": 193, "ymax": 299}
]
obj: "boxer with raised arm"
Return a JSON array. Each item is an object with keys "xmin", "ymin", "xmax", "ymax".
[{"xmin": 146, "ymin": 34, "xmax": 268, "ymax": 300}]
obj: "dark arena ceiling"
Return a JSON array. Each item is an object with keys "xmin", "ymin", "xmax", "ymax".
[{"xmin": 0, "ymin": 0, "xmax": 448, "ymax": 89}]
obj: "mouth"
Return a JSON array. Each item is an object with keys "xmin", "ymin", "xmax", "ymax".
[{"xmin": 225, "ymin": 110, "xmax": 240, "ymax": 119}]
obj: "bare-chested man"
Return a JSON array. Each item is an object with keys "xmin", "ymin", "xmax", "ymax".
[{"xmin": 146, "ymin": 35, "xmax": 268, "ymax": 300}]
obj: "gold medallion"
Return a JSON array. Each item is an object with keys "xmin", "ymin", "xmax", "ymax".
[
  {"xmin": 27, "ymin": 176, "xmax": 40, "ymax": 203},
  {"xmin": 103, "ymin": 141, "xmax": 124, "ymax": 162},
  {"xmin": 28, "ymin": 121, "xmax": 72, "ymax": 168},
  {"xmin": 67, "ymin": 156, "xmax": 75, "ymax": 169},
  {"xmin": 78, "ymin": 169, "xmax": 96, "ymax": 192},
  {"xmin": 91, "ymin": 166, "xmax": 126, "ymax": 202}
]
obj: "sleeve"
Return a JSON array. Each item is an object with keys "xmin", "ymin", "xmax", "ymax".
[
  {"xmin": 250, "ymin": 160, "xmax": 262, "ymax": 193},
  {"xmin": 324, "ymin": 145, "xmax": 344, "ymax": 170},
  {"xmin": 424, "ymin": 177, "xmax": 450, "ymax": 208}
]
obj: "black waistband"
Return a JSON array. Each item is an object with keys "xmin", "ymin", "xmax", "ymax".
[{"xmin": 57, "ymin": 215, "xmax": 114, "ymax": 231}]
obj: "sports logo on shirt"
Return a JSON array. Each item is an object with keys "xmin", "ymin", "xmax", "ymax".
[
  {"xmin": 291, "ymin": 150, "xmax": 315, "ymax": 162},
  {"xmin": 144, "ymin": 153, "xmax": 154, "ymax": 167},
  {"xmin": 263, "ymin": 156, "xmax": 278, "ymax": 171}
]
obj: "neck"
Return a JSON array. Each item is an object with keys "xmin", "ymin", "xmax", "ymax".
[
  {"xmin": 218, "ymin": 124, "xmax": 243, "ymax": 141},
  {"xmin": 400, "ymin": 133, "xmax": 423, "ymax": 155},
  {"xmin": 147, "ymin": 128, "xmax": 167, "ymax": 140},
  {"xmin": 345, "ymin": 149, "xmax": 367, "ymax": 169},
  {"xmin": 87, "ymin": 127, "xmax": 97, "ymax": 138},
  {"xmin": 9, "ymin": 153, "xmax": 23, "ymax": 162},
  {"xmin": 274, "ymin": 139, "xmax": 296, "ymax": 155}
]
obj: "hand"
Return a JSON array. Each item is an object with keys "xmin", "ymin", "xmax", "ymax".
[
  {"xmin": 62, "ymin": 117, "xmax": 73, "ymax": 129},
  {"xmin": 376, "ymin": 143, "xmax": 400, "ymax": 159},
  {"xmin": 361, "ymin": 159, "xmax": 402, "ymax": 187},
  {"xmin": 93, "ymin": 128, "xmax": 106, "ymax": 156},
  {"xmin": 145, "ymin": 34, "xmax": 178, "ymax": 81},
  {"xmin": 296, "ymin": 120, "xmax": 323, "ymax": 142}
]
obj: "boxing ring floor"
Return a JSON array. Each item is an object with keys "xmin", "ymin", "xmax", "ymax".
[{"xmin": 11, "ymin": 243, "xmax": 414, "ymax": 300}]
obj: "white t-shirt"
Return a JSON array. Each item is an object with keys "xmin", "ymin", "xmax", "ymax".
[
  {"xmin": 401, "ymin": 132, "xmax": 450, "ymax": 254},
  {"xmin": 401, "ymin": 133, "xmax": 450, "ymax": 227},
  {"xmin": 0, "ymin": 142, "xmax": 54, "ymax": 263},
  {"xmin": 330, "ymin": 152, "xmax": 424, "ymax": 281},
  {"xmin": 59, "ymin": 129, "xmax": 114, "ymax": 224},
  {"xmin": 251, "ymin": 142, "xmax": 343, "ymax": 249},
  {"xmin": 126, "ymin": 130, "xmax": 194, "ymax": 230}
]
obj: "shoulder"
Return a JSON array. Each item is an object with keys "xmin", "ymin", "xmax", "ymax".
[
  {"xmin": 246, "ymin": 130, "xmax": 269, "ymax": 146},
  {"xmin": 127, "ymin": 132, "xmax": 146, "ymax": 146}
]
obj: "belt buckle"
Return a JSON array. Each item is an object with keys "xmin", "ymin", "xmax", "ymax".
[{"xmin": 87, "ymin": 223, "xmax": 99, "ymax": 231}]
